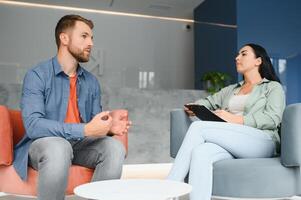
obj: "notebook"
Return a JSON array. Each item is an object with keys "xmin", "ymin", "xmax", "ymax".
[{"xmin": 184, "ymin": 104, "xmax": 226, "ymax": 122}]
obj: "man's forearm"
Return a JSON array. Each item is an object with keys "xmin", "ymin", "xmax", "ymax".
[{"xmin": 24, "ymin": 116, "xmax": 85, "ymax": 140}]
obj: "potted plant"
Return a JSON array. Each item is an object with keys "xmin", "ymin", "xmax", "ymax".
[{"xmin": 201, "ymin": 71, "xmax": 231, "ymax": 95}]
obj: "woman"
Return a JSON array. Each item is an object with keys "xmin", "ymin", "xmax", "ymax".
[{"xmin": 167, "ymin": 43, "xmax": 286, "ymax": 200}]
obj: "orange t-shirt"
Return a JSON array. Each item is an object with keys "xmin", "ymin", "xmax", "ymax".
[{"xmin": 64, "ymin": 76, "xmax": 81, "ymax": 123}]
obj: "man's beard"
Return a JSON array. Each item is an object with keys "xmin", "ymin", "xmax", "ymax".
[{"xmin": 68, "ymin": 45, "xmax": 90, "ymax": 63}]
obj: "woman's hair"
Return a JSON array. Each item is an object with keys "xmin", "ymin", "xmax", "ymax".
[{"xmin": 244, "ymin": 43, "xmax": 281, "ymax": 83}]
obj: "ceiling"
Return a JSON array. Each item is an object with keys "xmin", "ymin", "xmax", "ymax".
[{"xmin": 10, "ymin": 0, "xmax": 205, "ymax": 19}]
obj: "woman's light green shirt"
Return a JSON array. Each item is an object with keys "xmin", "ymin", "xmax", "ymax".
[{"xmin": 194, "ymin": 78, "xmax": 286, "ymax": 143}]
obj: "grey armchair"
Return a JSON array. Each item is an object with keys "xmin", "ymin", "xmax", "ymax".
[{"xmin": 170, "ymin": 103, "xmax": 301, "ymax": 198}]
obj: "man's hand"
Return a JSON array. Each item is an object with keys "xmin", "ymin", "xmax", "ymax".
[
  {"xmin": 213, "ymin": 109, "xmax": 244, "ymax": 124},
  {"xmin": 110, "ymin": 120, "xmax": 132, "ymax": 136},
  {"xmin": 108, "ymin": 110, "xmax": 132, "ymax": 136},
  {"xmin": 84, "ymin": 111, "xmax": 113, "ymax": 136}
]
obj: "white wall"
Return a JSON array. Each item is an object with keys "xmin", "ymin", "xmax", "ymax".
[{"xmin": 0, "ymin": 4, "xmax": 194, "ymax": 89}]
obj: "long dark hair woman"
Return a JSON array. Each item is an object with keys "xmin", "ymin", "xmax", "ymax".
[{"xmin": 167, "ymin": 43, "xmax": 286, "ymax": 200}]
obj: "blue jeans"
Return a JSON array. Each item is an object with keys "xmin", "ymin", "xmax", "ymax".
[
  {"xmin": 167, "ymin": 121, "xmax": 275, "ymax": 200},
  {"xmin": 28, "ymin": 136, "xmax": 126, "ymax": 200}
]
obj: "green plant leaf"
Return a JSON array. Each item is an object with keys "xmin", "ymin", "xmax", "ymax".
[{"xmin": 201, "ymin": 71, "xmax": 232, "ymax": 94}]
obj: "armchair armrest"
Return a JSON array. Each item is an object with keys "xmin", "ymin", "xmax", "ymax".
[
  {"xmin": 281, "ymin": 103, "xmax": 301, "ymax": 167},
  {"xmin": 170, "ymin": 109, "xmax": 193, "ymax": 158},
  {"xmin": 0, "ymin": 105, "xmax": 14, "ymax": 166}
]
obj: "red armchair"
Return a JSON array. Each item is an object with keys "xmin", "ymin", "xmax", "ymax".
[{"xmin": 0, "ymin": 105, "xmax": 128, "ymax": 196}]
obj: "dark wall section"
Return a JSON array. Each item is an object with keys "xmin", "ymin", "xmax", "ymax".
[
  {"xmin": 194, "ymin": 0, "xmax": 236, "ymax": 24},
  {"xmin": 237, "ymin": 0, "xmax": 301, "ymax": 104},
  {"xmin": 194, "ymin": 0, "xmax": 237, "ymax": 89},
  {"xmin": 194, "ymin": 0, "xmax": 301, "ymax": 104},
  {"xmin": 286, "ymin": 55, "xmax": 301, "ymax": 104}
]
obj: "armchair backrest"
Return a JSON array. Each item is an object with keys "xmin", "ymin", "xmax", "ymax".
[
  {"xmin": 170, "ymin": 109, "xmax": 192, "ymax": 158},
  {"xmin": 0, "ymin": 105, "xmax": 15, "ymax": 166},
  {"xmin": 9, "ymin": 109, "xmax": 26, "ymax": 145},
  {"xmin": 0, "ymin": 105, "xmax": 26, "ymax": 166},
  {"xmin": 281, "ymin": 103, "xmax": 301, "ymax": 166}
]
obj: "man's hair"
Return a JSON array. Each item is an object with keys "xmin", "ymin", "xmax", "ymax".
[{"xmin": 55, "ymin": 14, "xmax": 94, "ymax": 48}]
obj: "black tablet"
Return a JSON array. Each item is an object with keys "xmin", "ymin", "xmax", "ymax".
[{"xmin": 184, "ymin": 104, "xmax": 226, "ymax": 122}]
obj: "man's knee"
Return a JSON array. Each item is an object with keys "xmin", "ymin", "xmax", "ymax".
[
  {"xmin": 92, "ymin": 137, "xmax": 125, "ymax": 180},
  {"xmin": 29, "ymin": 137, "xmax": 73, "ymax": 169},
  {"xmin": 101, "ymin": 137, "xmax": 126, "ymax": 159}
]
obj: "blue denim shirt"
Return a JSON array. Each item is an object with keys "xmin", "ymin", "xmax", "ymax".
[{"xmin": 13, "ymin": 56, "xmax": 102, "ymax": 180}]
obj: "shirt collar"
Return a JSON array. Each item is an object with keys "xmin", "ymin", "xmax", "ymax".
[
  {"xmin": 52, "ymin": 56, "xmax": 84, "ymax": 77},
  {"xmin": 236, "ymin": 77, "xmax": 270, "ymax": 87}
]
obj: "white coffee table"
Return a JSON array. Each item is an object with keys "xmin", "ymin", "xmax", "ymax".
[{"xmin": 74, "ymin": 179, "xmax": 192, "ymax": 200}]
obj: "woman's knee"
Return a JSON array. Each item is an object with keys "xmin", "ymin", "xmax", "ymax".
[
  {"xmin": 188, "ymin": 121, "xmax": 216, "ymax": 134},
  {"xmin": 191, "ymin": 143, "xmax": 231, "ymax": 161},
  {"xmin": 190, "ymin": 121, "xmax": 203, "ymax": 129},
  {"xmin": 186, "ymin": 121, "xmax": 204, "ymax": 136},
  {"xmin": 192, "ymin": 120, "xmax": 228, "ymax": 128}
]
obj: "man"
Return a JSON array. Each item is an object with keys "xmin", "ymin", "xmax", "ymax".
[{"xmin": 13, "ymin": 14, "xmax": 131, "ymax": 200}]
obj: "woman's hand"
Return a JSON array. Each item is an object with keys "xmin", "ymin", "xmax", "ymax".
[
  {"xmin": 184, "ymin": 104, "xmax": 195, "ymax": 117},
  {"xmin": 213, "ymin": 109, "xmax": 244, "ymax": 124}
]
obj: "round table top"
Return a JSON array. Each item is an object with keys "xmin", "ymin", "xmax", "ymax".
[{"xmin": 74, "ymin": 179, "xmax": 192, "ymax": 200}]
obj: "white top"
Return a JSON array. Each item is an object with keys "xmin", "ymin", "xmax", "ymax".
[
  {"xmin": 228, "ymin": 94, "xmax": 250, "ymax": 115},
  {"xmin": 74, "ymin": 179, "xmax": 192, "ymax": 200}
]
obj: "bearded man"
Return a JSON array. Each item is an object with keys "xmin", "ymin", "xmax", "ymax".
[{"xmin": 13, "ymin": 15, "xmax": 131, "ymax": 200}]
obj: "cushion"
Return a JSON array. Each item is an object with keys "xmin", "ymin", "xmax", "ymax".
[{"xmin": 212, "ymin": 157, "xmax": 298, "ymax": 198}]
